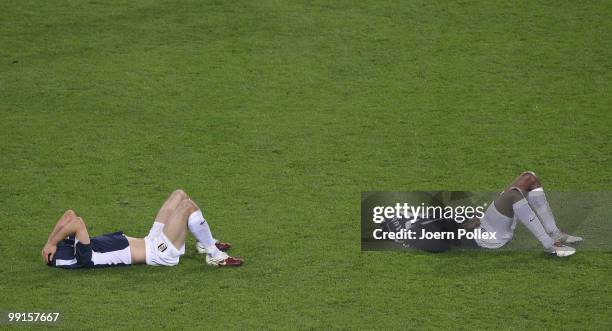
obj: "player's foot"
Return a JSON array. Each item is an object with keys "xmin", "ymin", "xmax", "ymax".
[
  {"xmin": 196, "ymin": 241, "xmax": 232, "ymax": 254},
  {"xmin": 554, "ymin": 232, "xmax": 583, "ymax": 244},
  {"xmin": 205, "ymin": 252, "xmax": 243, "ymax": 267},
  {"xmin": 547, "ymin": 242, "xmax": 576, "ymax": 257}
]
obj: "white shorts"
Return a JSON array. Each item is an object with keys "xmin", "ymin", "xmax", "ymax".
[
  {"xmin": 144, "ymin": 222, "xmax": 185, "ymax": 266},
  {"xmin": 474, "ymin": 202, "xmax": 516, "ymax": 249}
]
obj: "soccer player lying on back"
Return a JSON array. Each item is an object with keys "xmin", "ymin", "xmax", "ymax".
[
  {"xmin": 42, "ymin": 190, "xmax": 243, "ymax": 268},
  {"xmin": 384, "ymin": 171, "xmax": 582, "ymax": 256}
]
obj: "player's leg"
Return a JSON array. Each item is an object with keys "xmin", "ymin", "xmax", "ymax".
[
  {"xmin": 153, "ymin": 190, "xmax": 231, "ymax": 253},
  {"xmin": 498, "ymin": 171, "xmax": 581, "ymax": 243},
  {"xmin": 141, "ymin": 190, "xmax": 189, "ymax": 260},
  {"xmin": 163, "ymin": 198, "xmax": 243, "ymax": 266},
  {"xmin": 162, "ymin": 198, "xmax": 197, "ymax": 249},
  {"xmin": 523, "ymin": 172, "xmax": 582, "ymax": 243},
  {"xmin": 497, "ymin": 187, "xmax": 556, "ymax": 249},
  {"xmin": 155, "ymin": 189, "xmax": 190, "ymax": 224},
  {"xmin": 494, "ymin": 171, "xmax": 541, "ymax": 216},
  {"xmin": 142, "ymin": 198, "xmax": 194, "ymax": 267},
  {"xmin": 493, "ymin": 172, "xmax": 575, "ymax": 256}
]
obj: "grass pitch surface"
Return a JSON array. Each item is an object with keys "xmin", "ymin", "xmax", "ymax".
[{"xmin": 1, "ymin": 1, "xmax": 611, "ymax": 329}]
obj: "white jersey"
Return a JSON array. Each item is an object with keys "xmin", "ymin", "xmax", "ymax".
[{"xmin": 474, "ymin": 203, "xmax": 516, "ymax": 249}]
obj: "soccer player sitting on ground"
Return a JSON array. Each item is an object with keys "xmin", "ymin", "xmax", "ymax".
[
  {"xmin": 41, "ymin": 190, "xmax": 243, "ymax": 268},
  {"xmin": 386, "ymin": 171, "xmax": 582, "ymax": 256}
]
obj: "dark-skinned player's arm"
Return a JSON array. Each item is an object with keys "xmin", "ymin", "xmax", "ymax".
[{"xmin": 42, "ymin": 214, "xmax": 91, "ymax": 264}]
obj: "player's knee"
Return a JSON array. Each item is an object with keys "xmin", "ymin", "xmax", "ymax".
[
  {"xmin": 521, "ymin": 170, "xmax": 538, "ymax": 179},
  {"xmin": 178, "ymin": 198, "xmax": 198, "ymax": 213},
  {"xmin": 172, "ymin": 189, "xmax": 188, "ymax": 200},
  {"xmin": 507, "ymin": 187, "xmax": 525, "ymax": 202},
  {"xmin": 519, "ymin": 171, "xmax": 540, "ymax": 187}
]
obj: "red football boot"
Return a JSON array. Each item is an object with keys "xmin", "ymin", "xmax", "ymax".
[
  {"xmin": 196, "ymin": 241, "xmax": 232, "ymax": 254},
  {"xmin": 215, "ymin": 241, "xmax": 232, "ymax": 252},
  {"xmin": 205, "ymin": 252, "xmax": 244, "ymax": 267}
]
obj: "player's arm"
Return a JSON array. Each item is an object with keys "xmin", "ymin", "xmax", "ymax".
[
  {"xmin": 42, "ymin": 215, "xmax": 91, "ymax": 264},
  {"xmin": 46, "ymin": 210, "xmax": 77, "ymax": 244}
]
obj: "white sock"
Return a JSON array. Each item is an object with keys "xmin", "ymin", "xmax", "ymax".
[
  {"xmin": 187, "ymin": 210, "xmax": 221, "ymax": 257},
  {"xmin": 513, "ymin": 199, "xmax": 554, "ymax": 251},
  {"xmin": 527, "ymin": 188, "xmax": 562, "ymax": 238}
]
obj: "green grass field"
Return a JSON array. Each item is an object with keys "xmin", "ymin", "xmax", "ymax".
[{"xmin": 1, "ymin": 0, "xmax": 611, "ymax": 329}]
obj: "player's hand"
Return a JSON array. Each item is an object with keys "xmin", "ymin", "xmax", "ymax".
[
  {"xmin": 42, "ymin": 242, "xmax": 57, "ymax": 264},
  {"xmin": 462, "ymin": 218, "xmax": 481, "ymax": 230}
]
